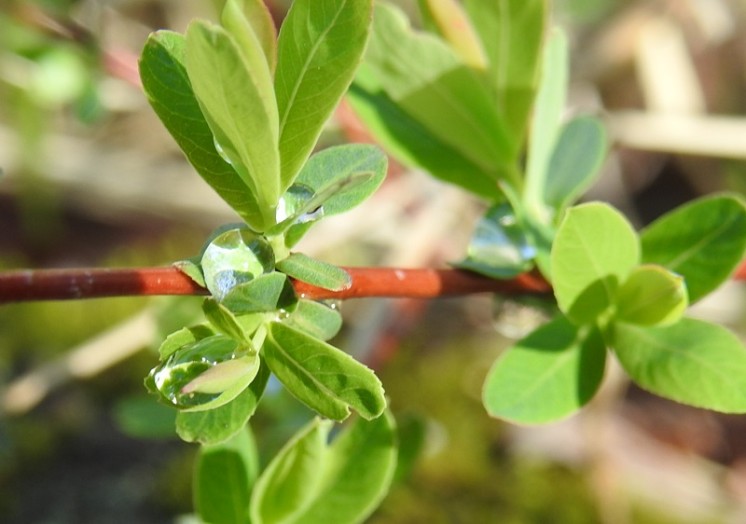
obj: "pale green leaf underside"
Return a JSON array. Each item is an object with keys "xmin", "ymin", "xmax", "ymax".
[
  {"xmin": 483, "ymin": 316, "xmax": 606, "ymax": 424},
  {"xmin": 524, "ymin": 29, "xmax": 568, "ymax": 219},
  {"xmin": 185, "ymin": 21, "xmax": 280, "ymax": 225},
  {"xmin": 544, "ymin": 116, "xmax": 607, "ymax": 212},
  {"xmin": 613, "ymin": 318, "xmax": 746, "ymax": 413}
]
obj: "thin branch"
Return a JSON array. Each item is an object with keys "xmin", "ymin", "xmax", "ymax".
[
  {"xmin": 1, "ymin": 260, "xmax": 743, "ymax": 304},
  {"xmin": 0, "ymin": 266, "xmax": 551, "ymax": 304}
]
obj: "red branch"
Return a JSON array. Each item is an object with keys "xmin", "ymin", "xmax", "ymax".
[
  {"xmin": 0, "ymin": 266, "xmax": 550, "ymax": 304},
  {"xmin": 1, "ymin": 260, "xmax": 743, "ymax": 304}
]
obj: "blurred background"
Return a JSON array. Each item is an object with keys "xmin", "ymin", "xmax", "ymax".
[{"xmin": 1, "ymin": 0, "xmax": 746, "ymax": 522}]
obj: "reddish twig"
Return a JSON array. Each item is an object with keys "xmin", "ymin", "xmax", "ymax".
[{"xmin": 0, "ymin": 266, "xmax": 550, "ymax": 304}]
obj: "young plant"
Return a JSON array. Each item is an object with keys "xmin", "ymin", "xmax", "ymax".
[
  {"xmin": 349, "ymin": 0, "xmax": 746, "ymax": 424},
  {"xmin": 139, "ymin": 1, "xmax": 396, "ymax": 521}
]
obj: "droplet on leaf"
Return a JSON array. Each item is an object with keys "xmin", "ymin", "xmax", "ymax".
[{"xmin": 145, "ymin": 335, "xmax": 260, "ymax": 410}]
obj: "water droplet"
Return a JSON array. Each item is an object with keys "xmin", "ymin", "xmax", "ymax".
[
  {"xmin": 213, "ymin": 137, "xmax": 234, "ymax": 167},
  {"xmin": 146, "ymin": 335, "xmax": 261, "ymax": 410},
  {"xmin": 201, "ymin": 228, "xmax": 275, "ymax": 301},
  {"xmin": 276, "ymin": 183, "xmax": 315, "ymax": 223}
]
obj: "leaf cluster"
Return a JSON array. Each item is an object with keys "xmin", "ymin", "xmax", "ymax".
[{"xmin": 484, "ymin": 195, "xmax": 746, "ymax": 424}]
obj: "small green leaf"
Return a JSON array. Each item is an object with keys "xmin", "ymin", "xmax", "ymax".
[
  {"xmin": 464, "ymin": 0, "xmax": 545, "ymax": 145},
  {"xmin": 263, "ymin": 322, "xmax": 386, "ymax": 421},
  {"xmin": 222, "ymin": 0, "xmax": 277, "ymax": 73},
  {"xmin": 615, "ymin": 265, "xmax": 688, "ymax": 327},
  {"xmin": 418, "ymin": 0, "xmax": 487, "ymax": 68},
  {"xmin": 250, "ymin": 413, "xmax": 397, "ymax": 524},
  {"xmin": 295, "ymin": 144, "xmax": 388, "ymax": 217},
  {"xmin": 203, "ymin": 298, "xmax": 249, "ymax": 341},
  {"xmin": 277, "ymin": 253, "xmax": 352, "ymax": 291},
  {"xmin": 275, "ymin": 0, "xmax": 372, "ymax": 188},
  {"xmin": 200, "ymin": 227, "xmax": 275, "ymax": 302},
  {"xmin": 365, "ymin": 3, "xmax": 518, "ymax": 183},
  {"xmin": 285, "ymin": 299, "xmax": 343, "ymax": 341},
  {"xmin": 222, "ymin": 272, "xmax": 297, "ymax": 314},
  {"xmin": 544, "ymin": 116, "xmax": 607, "ymax": 213},
  {"xmin": 173, "ymin": 257, "xmax": 205, "ymax": 288},
  {"xmin": 524, "ymin": 29, "xmax": 568, "ymax": 221},
  {"xmin": 612, "ymin": 318, "xmax": 746, "ymax": 413},
  {"xmin": 185, "ymin": 20, "xmax": 280, "ymax": 223},
  {"xmin": 551, "ymin": 203, "xmax": 640, "ymax": 325},
  {"xmin": 194, "ymin": 427, "xmax": 258, "ymax": 524},
  {"xmin": 157, "ymin": 324, "xmax": 216, "ymax": 360},
  {"xmin": 641, "ymin": 194, "xmax": 746, "ymax": 302},
  {"xmin": 483, "ymin": 316, "xmax": 606, "ymax": 425},
  {"xmin": 138, "ymin": 31, "xmax": 264, "ymax": 228},
  {"xmin": 176, "ymin": 360, "xmax": 270, "ymax": 444},
  {"xmin": 456, "ymin": 202, "xmax": 535, "ymax": 278}
]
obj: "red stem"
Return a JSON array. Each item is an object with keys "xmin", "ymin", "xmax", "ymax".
[
  {"xmin": 0, "ymin": 266, "xmax": 551, "ymax": 303},
  {"xmin": 1, "ymin": 260, "xmax": 743, "ymax": 304}
]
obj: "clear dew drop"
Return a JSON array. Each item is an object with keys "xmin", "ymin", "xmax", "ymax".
[
  {"xmin": 147, "ymin": 336, "xmax": 239, "ymax": 409},
  {"xmin": 213, "ymin": 137, "xmax": 234, "ymax": 167}
]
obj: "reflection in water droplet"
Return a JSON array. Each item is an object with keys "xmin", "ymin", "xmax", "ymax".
[
  {"xmin": 213, "ymin": 137, "xmax": 234, "ymax": 166},
  {"xmin": 147, "ymin": 336, "xmax": 242, "ymax": 409},
  {"xmin": 276, "ymin": 183, "xmax": 315, "ymax": 223},
  {"xmin": 324, "ymin": 299, "xmax": 342, "ymax": 311}
]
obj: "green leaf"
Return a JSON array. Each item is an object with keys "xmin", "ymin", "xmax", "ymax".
[
  {"xmin": 200, "ymin": 227, "xmax": 275, "ymax": 302},
  {"xmin": 524, "ymin": 29, "xmax": 568, "ymax": 220},
  {"xmin": 185, "ymin": 20, "xmax": 280, "ymax": 224},
  {"xmin": 250, "ymin": 414, "xmax": 397, "ymax": 524},
  {"xmin": 456, "ymin": 202, "xmax": 535, "ymax": 278},
  {"xmin": 612, "ymin": 318, "xmax": 746, "ymax": 413},
  {"xmin": 222, "ymin": 0, "xmax": 277, "ymax": 73},
  {"xmin": 277, "ymin": 253, "xmax": 352, "ymax": 291},
  {"xmin": 640, "ymin": 194, "xmax": 746, "ymax": 302},
  {"xmin": 173, "ymin": 257, "xmax": 205, "ymax": 288},
  {"xmin": 263, "ymin": 322, "xmax": 386, "ymax": 421},
  {"xmin": 483, "ymin": 316, "xmax": 606, "ymax": 424},
  {"xmin": 285, "ymin": 299, "xmax": 343, "ymax": 341},
  {"xmin": 418, "ymin": 0, "xmax": 487, "ymax": 68},
  {"xmin": 544, "ymin": 116, "xmax": 607, "ymax": 212},
  {"xmin": 157, "ymin": 324, "xmax": 216, "ymax": 360},
  {"xmin": 615, "ymin": 265, "xmax": 688, "ymax": 327},
  {"xmin": 365, "ymin": 3, "xmax": 518, "ymax": 184},
  {"xmin": 194, "ymin": 426, "xmax": 258, "ymax": 524},
  {"xmin": 222, "ymin": 272, "xmax": 298, "ymax": 314},
  {"xmin": 176, "ymin": 360, "xmax": 270, "ymax": 444},
  {"xmin": 275, "ymin": 0, "xmax": 372, "ymax": 188},
  {"xmin": 348, "ymin": 69, "xmax": 502, "ymax": 199},
  {"xmin": 250, "ymin": 418, "xmax": 331, "ymax": 523},
  {"xmin": 138, "ymin": 31, "xmax": 264, "ymax": 228},
  {"xmin": 464, "ymin": 0, "xmax": 545, "ymax": 145},
  {"xmin": 295, "ymin": 144, "xmax": 387, "ymax": 216},
  {"xmin": 551, "ymin": 203, "xmax": 639, "ymax": 324},
  {"xmin": 203, "ymin": 298, "xmax": 249, "ymax": 341}
]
